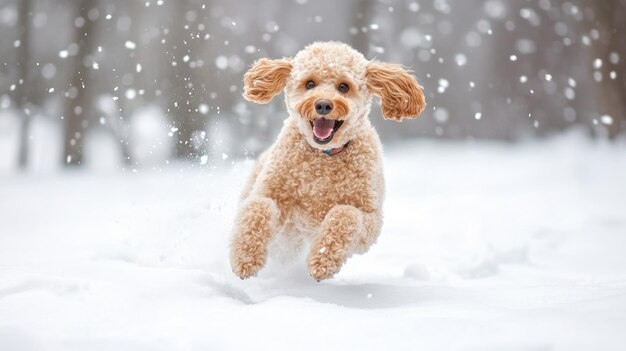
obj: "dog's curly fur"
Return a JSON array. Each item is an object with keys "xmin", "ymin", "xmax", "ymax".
[{"xmin": 231, "ymin": 41, "xmax": 426, "ymax": 280}]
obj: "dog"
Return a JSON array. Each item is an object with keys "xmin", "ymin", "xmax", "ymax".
[{"xmin": 230, "ymin": 41, "xmax": 426, "ymax": 281}]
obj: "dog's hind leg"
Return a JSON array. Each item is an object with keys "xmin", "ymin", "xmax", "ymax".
[
  {"xmin": 351, "ymin": 210, "xmax": 382, "ymax": 255},
  {"xmin": 307, "ymin": 205, "xmax": 382, "ymax": 281},
  {"xmin": 230, "ymin": 196, "xmax": 279, "ymax": 279}
]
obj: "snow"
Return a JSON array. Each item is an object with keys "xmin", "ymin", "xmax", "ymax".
[
  {"xmin": 1, "ymin": 132, "xmax": 626, "ymax": 350},
  {"xmin": 124, "ymin": 40, "xmax": 136, "ymax": 50},
  {"xmin": 454, "ymin": 53, "xmax": 467, "ymax": 66}
]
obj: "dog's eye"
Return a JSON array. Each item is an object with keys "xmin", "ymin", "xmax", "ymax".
[
  {"xmin": 305, "ymin": 80, "xmax": 316, "ymax": 90},
  {"xmin": 338, "ymin": 83, "xmax": 350, "ymax": 93}
]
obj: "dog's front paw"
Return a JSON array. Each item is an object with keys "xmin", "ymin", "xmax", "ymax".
[
  {"xmin": 307, "ymin": 205, "xmax": 361, "ymax": 281},
  {"xmin": 230, "ymin": 238, "xmax": 266, "ymax": 279},
  {"xmin": 229, "ymin": 197, "xmax": 279, "ymax": 279},
  {"xmin": 307, "ymin": 245, "xmax": 346, "ymax": 281}
]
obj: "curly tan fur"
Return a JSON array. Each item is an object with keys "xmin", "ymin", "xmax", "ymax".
[
  {"xmin": 230, "ymin": 42, "xmax": 426, "ymax": 280},
  {"xmin": 367, "ymin": 61, "xmax": 426, "ymax": 121},
  {"xmin": 230, "ymin": 197, "xmax": 279, "ymax": 278},
  {"xmin": 307, "ymin": 205, "xmax": 362, "ymax": 281},
  {"xmin": 243, "ymin": 58, "xmax": 293, "ymax": 104}
]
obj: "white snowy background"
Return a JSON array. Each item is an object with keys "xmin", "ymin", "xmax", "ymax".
[{"xmin": 1, "ymin": 0, "xmax": 626, "ymax": 350}]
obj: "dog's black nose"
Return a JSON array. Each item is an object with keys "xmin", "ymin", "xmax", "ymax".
[{"xmin": 315, "ymin": 99, "xmax": 333, "ymax": 115}]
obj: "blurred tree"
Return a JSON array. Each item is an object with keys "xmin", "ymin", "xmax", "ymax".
[
  {"xmin": 168, "ymin": 0, "xmax": 208, "ymax": 160},
  {"xmin": 63, "ymin": 1, "xmax": 98, "ymax": 166},
  {"xmin": 587, "ymin": 0, "xmax": 625, "ymax": 139},
  {"xmin": 15, "ymin": 0, "xmax": 32, "ymax": 169},
  {"xmin": 350, "ymin": 0, "xmax": 374, "ymax": 56},
  {"xmin": 116, "ymin": 1, "xmax": 143, "ymax": 166}
]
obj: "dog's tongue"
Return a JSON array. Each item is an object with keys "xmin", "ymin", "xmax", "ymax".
[{"xmin": 312, "ymin": 118, "xmax": 335, "ymax": 140}]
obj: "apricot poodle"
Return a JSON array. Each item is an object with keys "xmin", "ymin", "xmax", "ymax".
[{"xmin": 230, "ymin": 41, "xmax": 426, "ymax": 281}]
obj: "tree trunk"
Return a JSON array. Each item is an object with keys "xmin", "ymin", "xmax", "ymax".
[
  {"xmin": 350, "ymin": 0, "xmax": 374, "ymax": 56},
  {"xmin": 169, "ymin": 1, "xmax": 207, "ymax": 160},
  {"xmin": 63, "ymin": 1, "xmax": 98, "ymax": 166},
  {"xmin": 115, "ymin": 0, "xmax": 145, "ymax": 167},
  {"xmin": 588, "ymin": 0, "xmax": 625, "ymax": 139},
  {"xmin": 16, "ymin": 0, "xmax": 32, "ymax": 169}
]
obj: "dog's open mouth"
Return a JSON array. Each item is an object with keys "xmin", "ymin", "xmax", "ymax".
[{"xmin": 310, "ymin": 118, "xmax": 344, "ymax": 144}]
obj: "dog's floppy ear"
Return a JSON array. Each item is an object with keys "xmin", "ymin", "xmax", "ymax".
[
  {"xmin": 366, "ymin": 61, "xmax": 426, "ymax": 121},
  {"xmin": 243, "ymin": 58, "xmax": 292, "ymax": 104}
]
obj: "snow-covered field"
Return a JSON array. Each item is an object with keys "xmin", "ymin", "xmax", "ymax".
[{"xmin": 1, "ymin": 132, "xmax": 626, "ymax": 350}]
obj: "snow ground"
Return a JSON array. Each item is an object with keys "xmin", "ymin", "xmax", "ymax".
[{"xmin": 1, "ymin": 132, "xmax": 626, "ymax": 350}]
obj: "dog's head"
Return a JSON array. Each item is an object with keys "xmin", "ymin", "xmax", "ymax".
[{"xmin": 242, "ymin": 41, "xmax": 426, "ymax": 149}]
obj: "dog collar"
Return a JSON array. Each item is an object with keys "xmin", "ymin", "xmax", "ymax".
[{"xmin": 322, "ymin": 141, "xmax": 351, "ymax": 156}]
